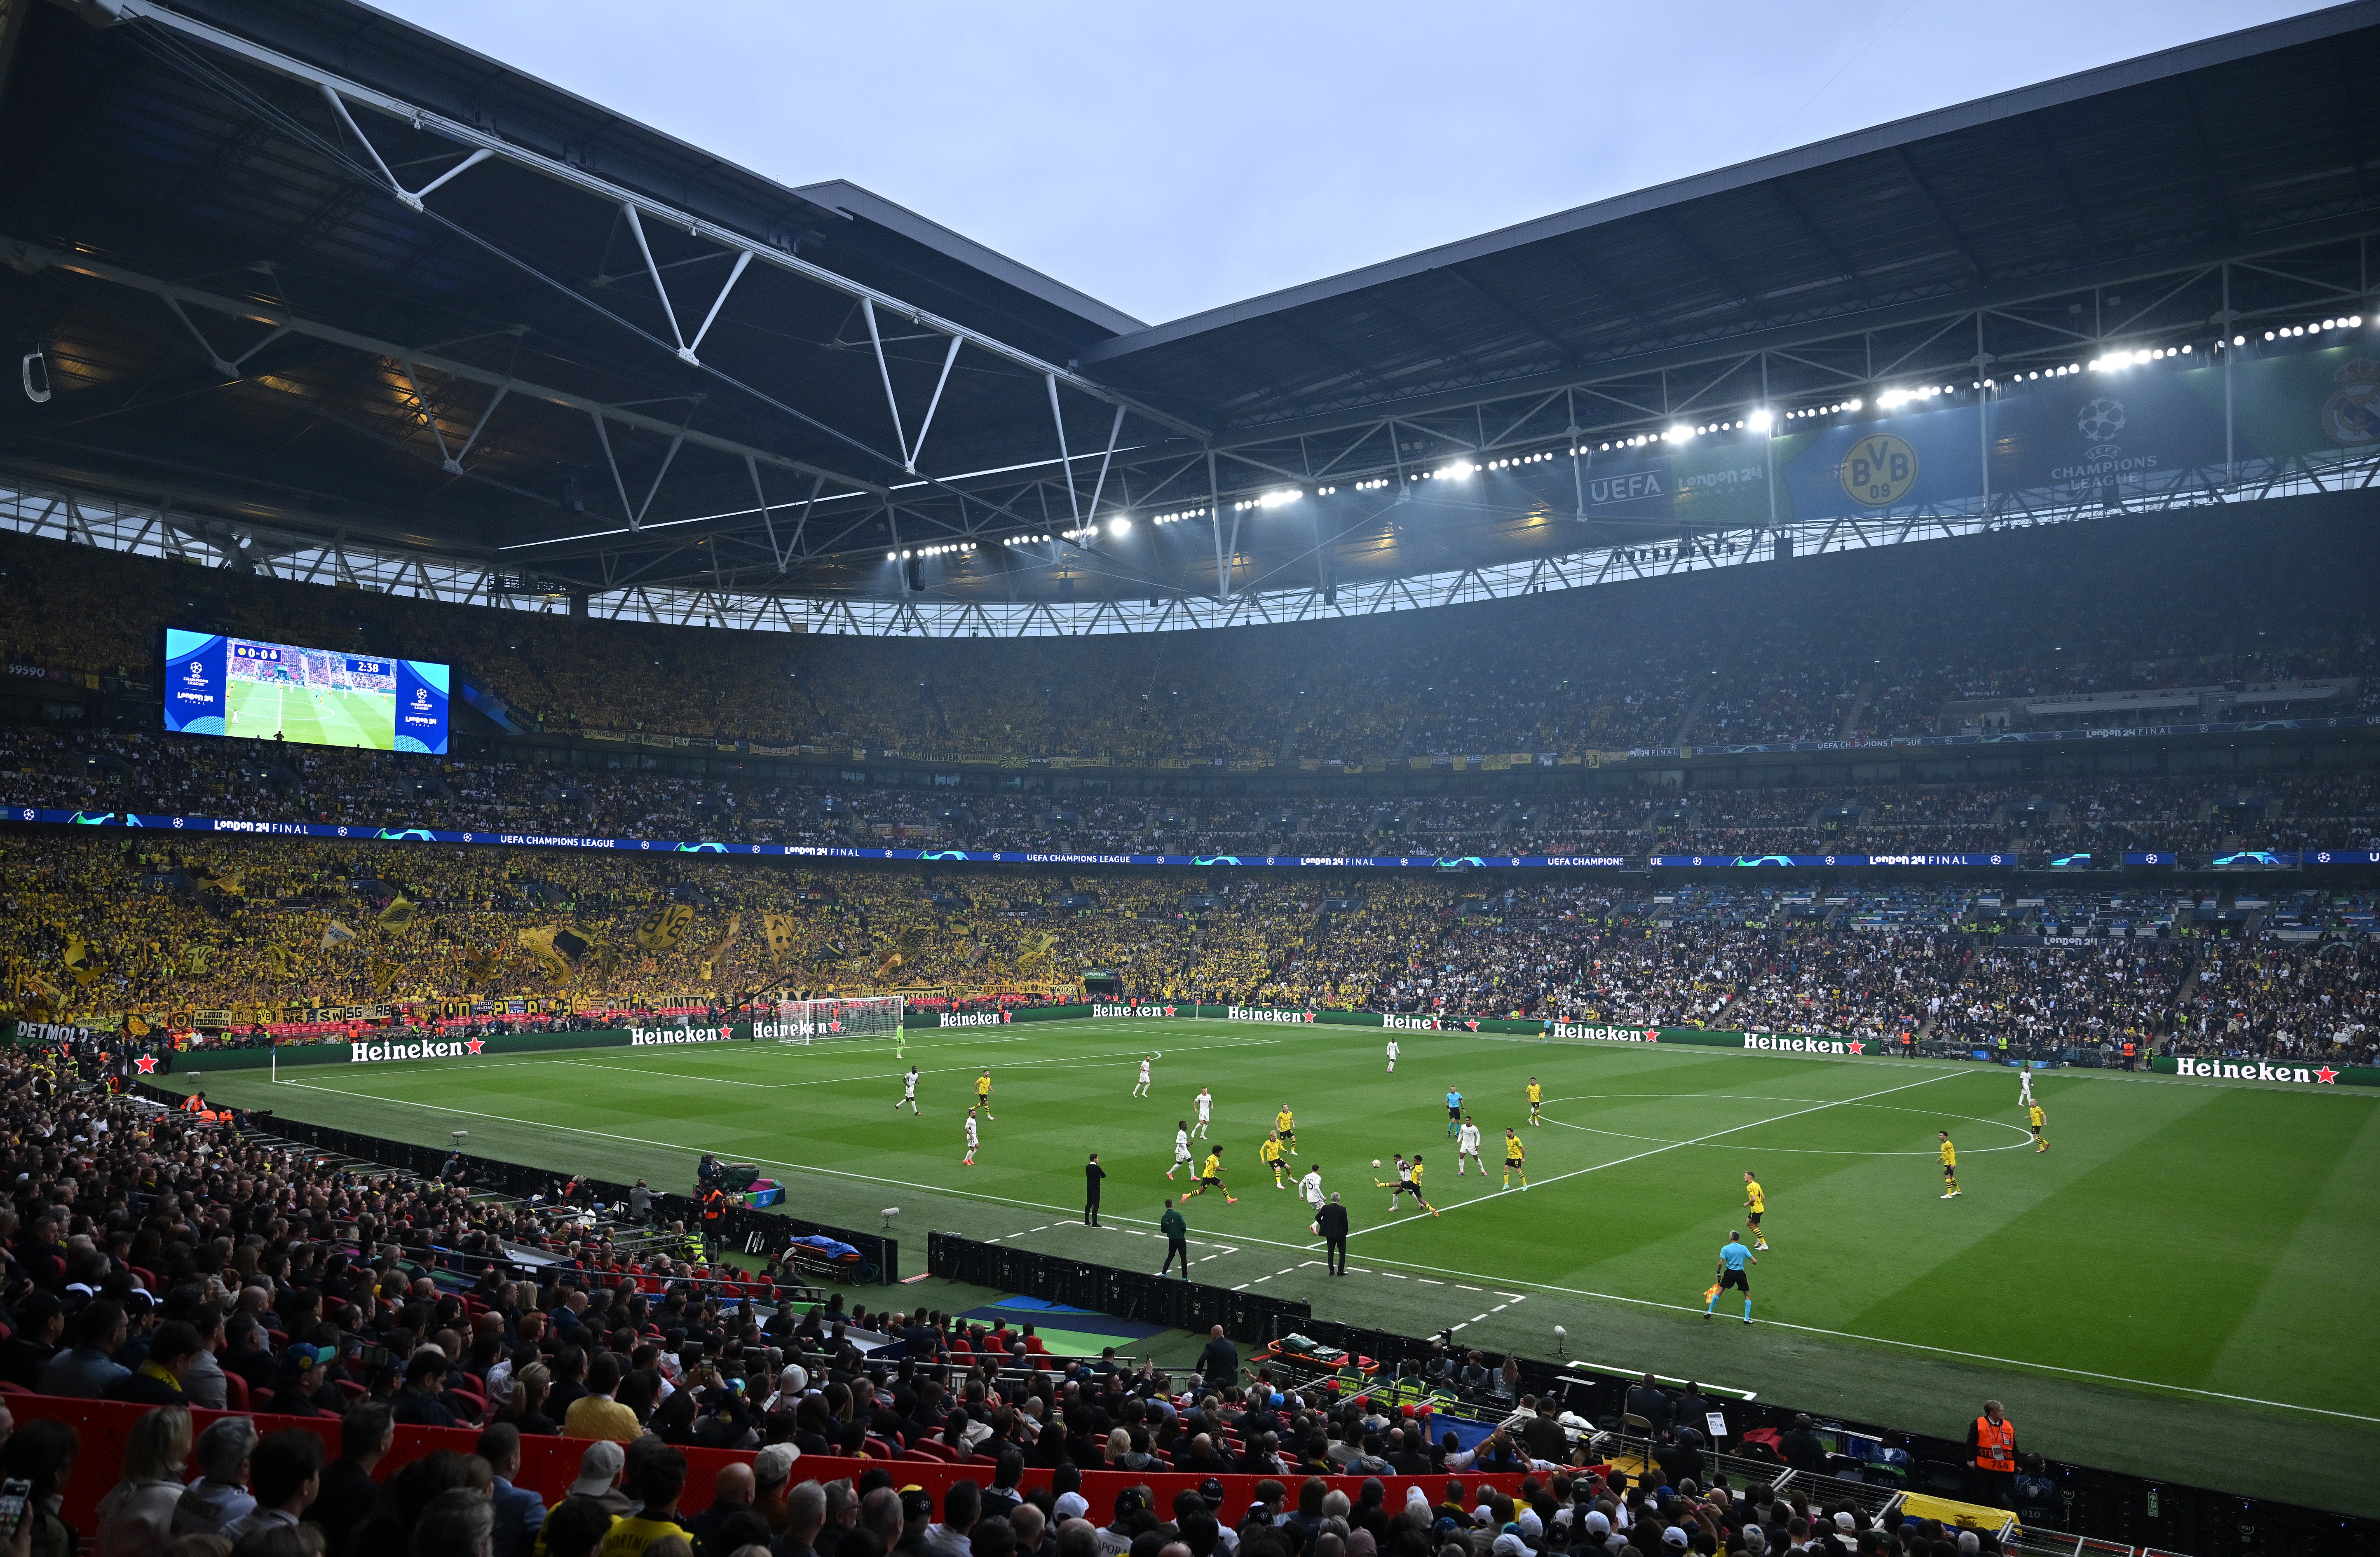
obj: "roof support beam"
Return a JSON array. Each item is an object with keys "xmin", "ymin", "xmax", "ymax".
[
  {"xmin": 113, "ymin": 0, "xmax": 1208, "ymax": 440},
  {"xmin": 10, "ymin": 239, "xmax": 879, "ymax": 497}
]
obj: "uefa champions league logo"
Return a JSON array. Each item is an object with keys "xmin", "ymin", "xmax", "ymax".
[{"xmin": 2077, "ymin": 398, "xmax": 2126, "ymax": 461}]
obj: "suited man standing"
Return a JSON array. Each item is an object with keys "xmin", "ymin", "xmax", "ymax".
[
  {"xmin": 1084, "ymin": 1153, "xmax": 1107, "ymax": 1226},
  {"xmin": 1316, "ymin": 1193, "xmax": 1351, "ymax": 1275}
]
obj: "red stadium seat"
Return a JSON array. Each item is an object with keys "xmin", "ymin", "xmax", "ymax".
[{"xmin": 222, "ymin": 1372, "xmax": 249, "ymax": 1411}]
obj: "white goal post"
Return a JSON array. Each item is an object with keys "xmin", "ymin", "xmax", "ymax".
[{"xmin": 762, "ymin": 995, "xmax": 905, "ymax": 1044}]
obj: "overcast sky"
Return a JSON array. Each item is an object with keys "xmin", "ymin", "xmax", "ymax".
[{"xmin": 376, "ymin": 0, "xmax": 2317, "ymax": 327}]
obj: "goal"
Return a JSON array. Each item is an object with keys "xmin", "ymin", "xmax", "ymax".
[{"xmin": 765, "ymin": 995, "xmax": 905, "ymax": 1044}]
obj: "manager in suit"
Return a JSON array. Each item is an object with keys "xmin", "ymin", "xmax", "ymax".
[
  {"xmin": 1316, "ymin": 1193, "xmax": 1350, "ymax": 1275},
  {"xmin": 1084, "ymin": 1153, "xmax": 1106, "ymax": 1226}
]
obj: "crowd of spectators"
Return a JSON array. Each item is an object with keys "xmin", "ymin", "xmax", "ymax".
[
  {"xmin": 3, "ymin": 824, "xmax": 2371, "ymax": 1065},
  {"xmin": 6, "ymin": 719, "xmax": 2376, "ymax": 862},
  {"xmin": 0, "ymin": 1040, "xmax": 2029, "ymax": 1557},
  {"xmin": 8, "ymin": 504, "xmax": 2380, "ymax": 763}
]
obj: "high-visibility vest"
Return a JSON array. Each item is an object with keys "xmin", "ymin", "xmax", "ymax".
[
  {"xmin": 700, "ymin": 1189, "xmax": 726, "ymax": 1223},
  {"xmin": 1974, "ymin": 1415, "xmax": 2015, "ymax": 1473}
]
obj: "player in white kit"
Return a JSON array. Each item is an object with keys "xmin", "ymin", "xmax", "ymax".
[
  {"xmin": 1134, "ymin": 1054, "xmax": 1155, "ymax": 1097},
  {"xmin": 1386, "ymin": 1039, "xmax": 1400, "ymax": 1073},
  {"xmin": 1298, "ymin": 1164, "xmax": 1324, "ymax": 1213},
  {"xmin": 896, "ymin": 1066, "xmax": 919, "ymax": 1113},
  {"xmin": 1456, "ymin": 1114, "xmax": 1483, "ymax": 1174},
  {"xmin": 1193, "ymin": 1087, "xmax": 1213, "ymax": 1138},
  {"xmin": 962, "ymin": 1106, "xmax": 980, "ymax": 1166},
  {"xmin": 1168, "ymin": 1122, "xmax": 1193, "ymax": 1180},
  {"xmin": 2017, "ymin": 1068, "xmax": 2034, "ymax": 1107}
]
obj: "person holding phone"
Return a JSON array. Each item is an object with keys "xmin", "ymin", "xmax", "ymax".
[{"xmin": 1, "ymin": 1417, "xmax": 78, "ymax": 1557}]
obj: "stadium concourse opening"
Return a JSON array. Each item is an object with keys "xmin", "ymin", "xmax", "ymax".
[{"xmin": 1, "ymin": 1, "xmax": 2379, "ymax": 1555}]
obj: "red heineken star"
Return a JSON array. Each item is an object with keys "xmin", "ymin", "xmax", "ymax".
[
  {"xmin": 828, "ymin": 1020, "xmax": 843, "ymax": 1032},
  {"xmin": 465, "ymin": 1038, "xmax": 485, "ymax": 1055},
  {"xmin": 2316, "ymin": 1066, "xmax": 2339, "ymax": 1084},
  {"xmin": 134, "ymin": 1055, "xmax": 158, "ymax": 1074},
  {"xmin": 1847, "ymin": 1040, "xmax": 1864, "ymax": 1055}
]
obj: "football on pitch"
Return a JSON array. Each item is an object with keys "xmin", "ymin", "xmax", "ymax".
[{"xmin": 1372, "ymin": 1158, "xmax": 1382, "ymax": 1167}]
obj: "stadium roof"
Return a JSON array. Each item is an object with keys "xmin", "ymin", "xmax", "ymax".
[{"xmin": 0, "ymin": 0, "xmax": 2376, "ymax": 623}]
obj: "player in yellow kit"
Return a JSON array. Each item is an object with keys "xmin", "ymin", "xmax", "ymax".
[
  {"xmin": 1275, "ymin": 1105, "xmax": 1298, "ymax": 1155},
  {"xmin": 1259, "ymin": 1131, "xmax": 1287, "ymax": 1187},
  {"xmin": 975, "ymin": 1069, "xmax": 994, "ymax": 1120},
  {"xmin": 1186, "ymin": 1146, "xmax": 1237, "ymax": 1203},
  {"xmin": 2027, "ymin": 1103, "xmax": 2048, "ymax": 1152},
  {"xmin": 1503, "ymin": 1129, "xmax": 1529, "ymax": 1191},
  {"xmin": 1743, "ymin": 1169, "xmax": 1769, "ymax": 1249},
  {"xmin": 1938, "ymin": 1130, "xmax": 1960, "ymax": 1198},
  {"xmin": 1526, "ymin": 1078, "xmax": 1543, "ymax": 1126}
]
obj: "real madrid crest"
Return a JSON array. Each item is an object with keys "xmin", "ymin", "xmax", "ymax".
[
  {"xmin": 2321, "ymin": 359, "xmax": 2379, "ymax": 447},
  {"xmin": 1839, "ymin": 433, "xmax": 1919, "ymax": 506}
]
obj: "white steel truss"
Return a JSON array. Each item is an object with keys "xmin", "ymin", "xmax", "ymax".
[{"xmin": 5, "ymin": 445, "xmax": 2371, "ymax": 640}]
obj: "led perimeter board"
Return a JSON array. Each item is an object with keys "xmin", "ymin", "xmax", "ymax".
[{"xmin": 163, "ymin": 629, "xmax": 449, "ymax": 754}]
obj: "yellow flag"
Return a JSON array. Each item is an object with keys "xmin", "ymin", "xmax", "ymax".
[
  {"xmin": 632, "ymin": 902, "xmax": 693, "ymax": 952},
  {"xmin": 697, "ymin": 913, "xmax": 741, "ymax": 973},
  {"xmin": 263, "ymin": 944, "xmax": 305, "ymax": 979},
  {"xmin": 184, "ymin": 946, "xmax": 209, "ymax": 976},
  {"xmin": 518, "ymin": 927, "xmax": 569, "ymax": 978},
  {"xmin": 64, "ymin": 936, "xmax": 103, "ymax": 987},
  {"xmin": 367, "ymin": 958, "xmax": 399, "ymax": 995},
  {"xmin": 127, "ymin": 1014, "xmax": 151, "ymax": 1037},
  {"xmin": 761, "ymin": 912, "xmax": 797, "ymax": 961},
  {"xmin": 463, "ymin": 948, "xmax": 500, "ymax": 983},
  {"xmin": 375, "ymin": 896, "xmax": 421, "ymax": 935}
]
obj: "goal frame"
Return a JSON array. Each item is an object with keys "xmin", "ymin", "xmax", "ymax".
[{"xmin": 769, "ymin": 995, "xmax": 905, "ymax": 1044}]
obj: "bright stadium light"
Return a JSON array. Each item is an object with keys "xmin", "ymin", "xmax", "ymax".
[
  {"xmin": 1109, "ymin": 516, "xmax": 1131, "ymax": 536},
  {"xmin": 1665, "ymin": 424, "xmax": 1691, "ymax": 443},
  {"xmin": 1748, "ymin": 410, "xmax": 1773, "ymax": 431}
]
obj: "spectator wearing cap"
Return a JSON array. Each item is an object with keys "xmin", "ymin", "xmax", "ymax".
[
  {"xmin": 170, "ymin": 1414, "xmax": 259, "ymax": 1539},
  {"xmin": 753, "ymin": 1443, "xmax": 799, "ymax": 1536},
  {"xmin": 218, "ymin": 1429, "xmax": 321, "ymax": 1545},
  {"xmin": 478, "ymin": 1424, "xmax": 546, "ymax": 1557},
  {"xmin": 39, "ymin": 1299, "xmax": 129, "ymax": 1398},
  {"xmin": 565, "ymin": 1353, "xmax": 642, "ymax": 1442},
  {"xmin": 897, "ymin": 1486, "xmax": 940, "ymax": 1557},
  {"xmin": 1094, "ymin": 1487, "xmax": 1146, "ymax": 1557},
  {"xmin": 265, "ymin": 1342, "xmax": 336, "ymax": 1417},
  {"xmin": 105, "ymin": 1319, "xmax": 203, "ymax": 1405},
  {"xmin": 535, "ymin": 1440, "xmax": 631, "ymax": 1557},
  {"xmin": 0, "ymin": 1291, "xmax": 64, "ymax": 1390}
]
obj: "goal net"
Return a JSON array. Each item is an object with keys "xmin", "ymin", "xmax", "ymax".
[{"xmin": 766, "ymin": 995, "xmax": 905, "ymax": 1044}]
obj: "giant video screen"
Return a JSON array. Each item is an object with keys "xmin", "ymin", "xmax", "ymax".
[{"xmin": 163, "ymin": 629, "xmax": 449, "ymax": 754}]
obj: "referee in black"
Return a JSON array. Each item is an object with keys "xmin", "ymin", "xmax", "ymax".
[
  {"xmin": 1317, "ymin": 1192, "xmax": 1350, "ymax": 1275},
  {"xmin": 1083, "ymin": 1152, "xmax": 1106, "ymax": 1226}
]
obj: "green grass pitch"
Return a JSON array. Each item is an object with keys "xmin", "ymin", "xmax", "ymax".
[
  {"xmin": 225, "ymin": 679, "xmax": 395, "ymax": 749},
  {"xmin": 192, "ymin": 1017, "xmax": 2380, "ymax": 1510}
]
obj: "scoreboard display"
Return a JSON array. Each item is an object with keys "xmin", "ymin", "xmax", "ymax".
[{"xmin": 164, "ymin": 629, "xmax": 449, "ymax": 754}]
